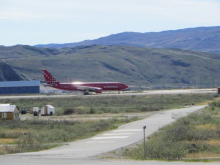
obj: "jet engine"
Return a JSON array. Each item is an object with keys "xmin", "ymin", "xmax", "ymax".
[{"xmin": 95, "ymin": 88, "xmax": 102, "ymax": 93}]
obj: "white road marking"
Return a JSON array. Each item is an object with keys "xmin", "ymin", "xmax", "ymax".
[
  {"xmin": 92, "ymin": 136, "xmax": 129, "ymax": 140},
  {"xmin": 103, "ymin": 133, "xmax": 134, "ymax": 136},
  {"xmin": 86, "ymin": 141, "xmax": 116, "ymax": 143},
  {"xmin": 111, "ymin": 129, "xmax": 142, "ymax": 132}
]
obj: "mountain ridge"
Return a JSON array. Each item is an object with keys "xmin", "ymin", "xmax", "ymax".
[{"xmin": 35, "ymin": 26, "xmax": 220, "ymax": 54}]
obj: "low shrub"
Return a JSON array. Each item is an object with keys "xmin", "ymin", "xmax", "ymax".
[{"xmin": 63, "ymin": 108, "xmax": 75, "ymax": 115}]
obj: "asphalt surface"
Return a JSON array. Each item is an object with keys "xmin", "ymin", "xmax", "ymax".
[
  {"xmin": 0, "ymin": 88, "xmax": 217, "ymax": 99},
  {"xmin": 2, "ymin": 105, "xmax": 218, "ymax": 165},
  {"xmin": 1, "ymin": 158, "xmax": 220, "ymax": 165}
]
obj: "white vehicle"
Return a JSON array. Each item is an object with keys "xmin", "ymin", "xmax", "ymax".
[
  {"xmin": 33, "ymin": 107, "xmax": 40, "ymax": 116},
  {"xmin": 41, "ymin": 105, "xmax": 55, "ymax": 116}
]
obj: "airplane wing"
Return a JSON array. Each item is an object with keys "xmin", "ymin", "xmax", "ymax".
[{"xmin": 76, "ymin": 86, "xmax": 102, "ymax": 93}]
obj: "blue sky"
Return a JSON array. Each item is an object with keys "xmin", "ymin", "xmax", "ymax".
[{"xmin": 1, "ymin": 0, "xmax": 220, "ymax": 46}]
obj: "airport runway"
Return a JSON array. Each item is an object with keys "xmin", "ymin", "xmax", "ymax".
[
  {"xmin": 2, "ymin": 105, "xmax": 219, "ymax": 165},
  {"xmin": 0, "ymin": 88, "xmax": 217, "ymax": 99}
]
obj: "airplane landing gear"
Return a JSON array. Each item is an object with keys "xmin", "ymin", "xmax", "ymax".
[
  {"xmin": 84, "ymin": 90, "xmax": 89, "ymax": 95},
  {"xmin": 84, "ymin": 92, "xmax": 89, "ymax": 95}
]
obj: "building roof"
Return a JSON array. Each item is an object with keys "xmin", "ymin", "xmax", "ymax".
[
  {"xmin": 0, "ymin": 81, "xmax": 40, "ymax": 87},
  {"xmin": 0, "ymin": 104, "xmax": 10, "ymax": 106},
  {"xmin": 0, "ymin": 105, "xmax": 18, "ymax": 112},
  {"xmin": 46, "ymin": 105, "xmax": 54, "ymax": 108}
]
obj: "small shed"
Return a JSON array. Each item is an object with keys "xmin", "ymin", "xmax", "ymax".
[
  {"xmin": 41, "ymin": 105, "xmax": 55, "ymax": 116},
  {"xmin": 0, "ymin": 104, "xmax": 20, "ymax": 120}
]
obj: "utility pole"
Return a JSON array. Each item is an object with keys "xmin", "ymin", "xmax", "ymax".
[{"xmin": 143, "ymin": 126, "xmax": 146, "ymax": 159}]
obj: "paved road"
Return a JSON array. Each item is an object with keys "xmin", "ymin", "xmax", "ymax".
[
  {"xmin": 2, "ymin": 105, "xmax": 218, "ymax": 164},
  {"xmin": 2, "ymin": 157, "xmax": 220, "ymax": 165}
]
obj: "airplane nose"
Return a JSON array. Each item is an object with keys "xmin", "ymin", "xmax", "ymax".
[{"xmin": 121, "ymin": 85, "xmax": 130, "ymax": 91}]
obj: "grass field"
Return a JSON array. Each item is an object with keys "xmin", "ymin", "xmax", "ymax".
[
  {"xmin": 1, "ymin": 93, "xmax": 215, "ymax": 115},
  {"xmin": 0, "ymin": 93, "xmax": 216, "ymax": 155},
  {"xmin": 0, "ymin": 117, "xmax": 138, "ymax": 155},
  {"xmin": 124, "ymin": 98, "xmax": 220, "ymax": 161}
]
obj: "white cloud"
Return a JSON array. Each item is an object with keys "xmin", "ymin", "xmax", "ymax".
[{"xmin": 1, "ymin": 0, "xmax": 220, "ymax": 23}]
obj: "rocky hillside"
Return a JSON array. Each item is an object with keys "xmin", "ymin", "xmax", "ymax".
[{"xmin": 0, "ymin": 62, "xmax": 24, "ymax": 81}]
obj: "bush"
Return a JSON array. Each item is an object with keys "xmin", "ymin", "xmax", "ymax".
[
  {"xmin": 63, "ymin": 108, "xmax": 75, "ymax": 115},
  {"xmin": 124, "ymin": 136, "xmax": 187, "ymax": 160},
  {"xmin": 145, "ymin": 137, "xmax": 187, "ymax": 160},
  {"xmin": 89, "ymin": 108, "xmax": 95, "ymax": 114}
]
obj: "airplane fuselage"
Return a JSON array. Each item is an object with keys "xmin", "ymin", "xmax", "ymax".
[{"xmin": 48, "ymin": 82, "xmax": 128, "ymax": 91}]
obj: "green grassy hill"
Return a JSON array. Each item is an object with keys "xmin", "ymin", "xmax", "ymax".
[{"xmin": 1, "ymin": 45, "xmax": 220, "ymax": 88}]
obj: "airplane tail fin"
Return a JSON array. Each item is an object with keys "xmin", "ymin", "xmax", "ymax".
[{"xmin": 42, "ymin": 70, "xmax": 60, "ymax": 85}]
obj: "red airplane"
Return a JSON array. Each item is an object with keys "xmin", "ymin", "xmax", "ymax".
[{"xmin": 42, "ymin": 70, "xmax": 129, "ymax": 95}]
